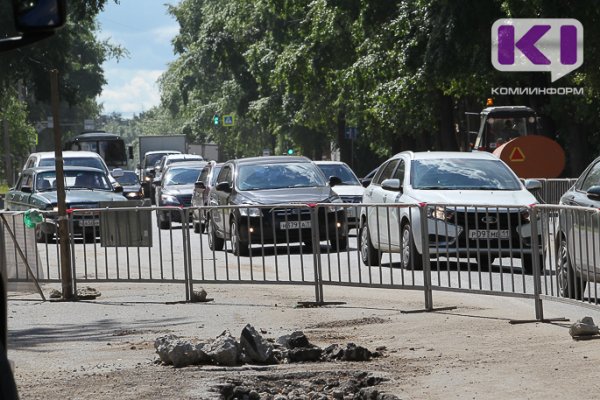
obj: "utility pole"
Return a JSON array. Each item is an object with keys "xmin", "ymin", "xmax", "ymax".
[
  {"xmin": 2, "ymin": 119, "xmax": 12, "ymax": 187},
  {"xmin": 50, "ymin": 69, "xmax": 73, "ymax": 300}
]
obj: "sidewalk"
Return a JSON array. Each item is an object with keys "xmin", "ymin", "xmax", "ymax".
[{"xmin": 8, "ymin": 283, "xmax": 600, "ymax": 399}]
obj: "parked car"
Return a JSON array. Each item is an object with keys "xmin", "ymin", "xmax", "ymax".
[
  {"xmin": 359, "ymin": 151, "xmax": 542, "ymax": 272},
  {"xmin": 139, "ymin": 150, "xmax": 181, "ymax": 199},
  {"xmin": 155, "ymin": 161, "xmax": 207, "ymax": 229},
  {"xmin": 4, "ymin": 167, "xmax": 126, "ymax": 242},
  {"xmin": 191, "ymin": 161, "xmax": 223, "ymax": 233},
  {"xmin": 151, "ymin": 154, "xmax": 205, "ymax": 203},
  {"xmin": 315, "ymin": 161, "xmax": 364, "ymax": 228},
  {"xmin": 556, "ymin": 155, "xmax": 600, "ymax": 299},
  {"xmin": 207, "ymin": 156, "xmax": 347, "ymax": 256},
  {"xmin": 114, "ymin": 170, "xmax": 144, "ymax": 200},
  {"xmin": 22, "ymin": 151, "xmax": 124, "ymax": 189}
]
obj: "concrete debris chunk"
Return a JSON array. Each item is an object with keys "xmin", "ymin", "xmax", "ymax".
[
  {"xmin": 191, "ymin": 287, "xmax": 209, "ymax": 302},
  {"xmin": 239, "ymin": 324, "xmax": 274, "ymax": 363},
  {"xmin": 204, "ymin": 330, "xmax": 240, "ymax": 366},
  {"xmin": 569, "ymin": 316, "xmax": 600, "ymax": 338}
]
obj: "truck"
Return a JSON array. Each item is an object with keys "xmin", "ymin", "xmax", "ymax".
[
  {"xmin": 64, "ymin": 131, "xmax": 132, "ymax": 170},
  {"xmin": 137, "ymin": 135, "xmax": 188, "ymax": 199},
  {"xmin": 466, "ymin": 104, "xmax": 566, "ymax": 178},
  {"xmin": 188, "ymin": 143, "xmax": 220, "ymax": 161}
]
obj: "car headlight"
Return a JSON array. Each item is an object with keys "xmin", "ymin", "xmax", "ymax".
[
  {"xmin": 126, "ymin": 192, "xmax": 139, "ymax": 198},
  {"xmin": 427, "ymin": 205, "xmax": 454, "ymax": 221},
  {"xmin": 239, "ymin": 206, "xmax": 262, "ymax": 217},
  {"xmin": 144, "ymin": 176, "xmax": 152, "ymax": 182},
  {"xmin": 161, "ymin": 194, "xmax": 180, "ymax": 205}
]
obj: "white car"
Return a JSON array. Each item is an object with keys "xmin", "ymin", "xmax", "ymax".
[
  {"xmin": 22, "ymin": 151, "xmax": 123, "ymax": 186},
  {"xmin": 359, "ymin": 151, "xmax": 542, "ymax": 273},
  {"xmin": 315, "ymin": 161, "xmax": 364, "ymax": 227}
]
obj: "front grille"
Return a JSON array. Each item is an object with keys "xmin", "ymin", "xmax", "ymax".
[
  {"xmin": 68, "ymin": 203, "xmax": 98, "ymax": 209},
  {"xmin": 340, "ymin": 195, "xmax": 362, "ymax": 203},
  {"xmin": 176, "ymin": 194, "xmax": 193, "ymax": 206}
]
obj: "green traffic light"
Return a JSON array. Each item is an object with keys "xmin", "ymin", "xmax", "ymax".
[
  {"xmin": 287, "ymin": 149, "xmax": 294, "ymax": 155},
  {"xmin": 213, "ymin": 114, "xmax": 219, "ymax": 125}
]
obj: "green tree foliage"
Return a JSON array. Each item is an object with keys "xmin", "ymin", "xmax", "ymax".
[{"xmin": 156, "ymin": 0, "xmax": 600, "ymax": 176}]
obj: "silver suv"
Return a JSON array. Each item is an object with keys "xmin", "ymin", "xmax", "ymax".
[{"xmin": 359, "ymin": 151, "xmax": 542, "ymax": 272}]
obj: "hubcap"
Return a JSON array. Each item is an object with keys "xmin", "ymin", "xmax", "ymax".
[
  {"xmin": 208, "ymin": 221, "xmax": 214, "ymax": 247},
  {"xmin": 231, "ymin": 222, "xmax": 239, "ymax": 253},
  {"xmin": 557, "ymin": 239, "xmax": 569, "ymax": 296},
  {"xmin": 402, "ymin": 226, "xmax": 411, "ymax": 267},
  {"xmin": 360, "ymin": 225, "xmax": 369, "ymax": 262}
]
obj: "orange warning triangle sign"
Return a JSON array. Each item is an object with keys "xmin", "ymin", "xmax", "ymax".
[{"xmin": 509, "ymin": 147, "xmax": 525, "ymax": 162}]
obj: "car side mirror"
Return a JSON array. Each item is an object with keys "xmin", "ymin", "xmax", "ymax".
[
  {"xmin": 136, "ymin": 163, "xmax": 141, "ymax": 170},
  {"xmin": 586, "ymin": 185, "xmax": 600, "ymax": 201},
  {"xmin": 329, "ymin": 176, "xmax": 342, "ymax": 187},
  {"xmin": 13, "ymin": 0, "xmax": 67, "ymax": 31},
  {"xmin": 195, "ymin": 181, "xmax": 206, "ymax": 190},
  {"xmin": 114, "ymin": 186, "xmax": 123, "ymax": 193},
  {"xmin": 524, "ymin": 179, "xmax": 542, "ymax": 192},
  {"xmin": 111, "ymin": 168, "xmax": 124, "ymax": 178},
  {"xmin": 215, "ymin": 181, "xmax": 231, "ymax": 193},
  {"xmin": 381, "ymin": 178, "xmax": 402, "ymax": 192},
  {"xmin": 21, "ymin": 186, "xmax": 32, "ymax": 193}
]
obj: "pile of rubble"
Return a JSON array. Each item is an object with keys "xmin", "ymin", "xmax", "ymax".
[{"xmin": 154, "ymin": 324, "xmax": 381, "ymax": 368}]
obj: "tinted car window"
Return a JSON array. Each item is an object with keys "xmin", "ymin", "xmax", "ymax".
[
  {"xmin": 145, "ymin": 153, "xmax": 168, "ymax": 168},
  {"xmin": 392, "ymin": 160, "xmax": 405, "ymax": 181},
  {"xmin": 164, "ymin": 168, "xmax": 201, "ymax": 186},
  {"xmin": 317, "ymin": 164, "xmax": 360, "ymax": 185},
  {"xmin": 374, "ymin": 159, "xmax": 399, "ymax": 185},
  {"xmin": 237, "ymin": 162, "xmax": 326, "ymax": 191},
  {"xmin": 115, "ymin": 171, "xmax": 139, "ymax": 185},
  {"xmin": 198, "ymin": 167, "xmax": 210, "ymax": 183},
  {"xmin": 210, "ymin": 166, "xmax": 222, "ymax": 185},
  {"xmin": 579, "ymin": 161, "xmax": 600, "ymax": 192},
  {"xmin": 411, "ymin": 159, "xmax": 521, "ymax": 190},
  {"xmin": 217, "ymin": 165, "xmax": 232, "ymax": 184}
]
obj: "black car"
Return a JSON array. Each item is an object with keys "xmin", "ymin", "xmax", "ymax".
[
  {"xmin": 155, "ymin": 161, "xmax": 207, "ymax": 229},
  {"xmin": 556, "ymin": 156, "xmax": 600, "ymax": 299},
  {"xmin": 114, "ymin": 170, "xmax": 144, "ymax": 200},
  {"xmin": 207, "ymin": 156, "xmax": 347, "ymax": 256}
]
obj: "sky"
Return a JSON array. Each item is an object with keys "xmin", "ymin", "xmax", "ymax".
[{"xmin": 96, "ymin": 0, "xmax": 180, "ymax": 118}]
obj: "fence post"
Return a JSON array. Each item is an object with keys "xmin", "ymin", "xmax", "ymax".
[
  {"xmin": 418, "ymin": 204, "xmax": 433, "ymax": 311},
  {"xmin": 310, "ymin": 205, "xmax": 323, "ymax": 304},
  {"xmin": 529, "ymin": 205, "xmax": 544, "ymax": 321},
  {"xmin": 181, "ymin": 208, "xmax": 191, "ymax": 302},
  {"xmin": 69, "ymin": 213, "xmax": 77, "ymax": 297},
  {"xmin": 185, "ymin": 208, "xmax": 195, "ymax": 301}
]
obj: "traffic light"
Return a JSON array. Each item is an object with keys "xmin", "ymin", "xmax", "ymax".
[
  {"xmin": 287, "ymin": 148, "xmax": 294, "ymax": 155},
  {"xmin": 213, "ymin": 114, "xmax": 219, "ymax": 125}
]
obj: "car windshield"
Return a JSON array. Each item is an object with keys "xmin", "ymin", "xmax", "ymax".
[
  {"xmin": 39, "ymin": 157, "xmax": 107, "ymax": 173},
  {"xmin": 237, "ymin": 163, "xmax": 326, "ymax": 191},
  {"xmin": 411, "ymin": 159, "xmax": 521, "ymax": 190},
  {"xmin": 115, "ymin": 171, "xmax": 139, "ymax": 185},
  {"xmin": 36, "ymin": 170, "xmax": 112, "ymax": 191},
  {"xmin": 164, "ymin": 168, "xmax": 201, "ymax": 186},
  {"xmin": 317, "ymin": 164, "xmax": 360, "ymax": 185}
]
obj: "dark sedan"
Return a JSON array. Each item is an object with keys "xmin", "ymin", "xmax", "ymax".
[
  {"xmin": 191, "ymin": 161, "xmax": 223, "ymax": 233},
  {"xmin": 207, "ymin": 156, "xmax": 347, "ymax": 256},
  {"xmin": 155, "ymin": 161, "xmax": 206, "ymax": 229},
  {"xmin": 114, "ymin": 170, "xmax": 144, "ymax": 200},
  {"xmin": 4, "ymin": 167, "xmax": 126, "ymax": 242}
]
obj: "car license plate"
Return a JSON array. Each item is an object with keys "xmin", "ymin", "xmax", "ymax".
[
  {"xmin": 79, "ymin": 219, "xmax": 100, "ymax": 227},
  {"xmin": 280, "ymin": 220, "xmax": 311, "ymax": 230},
  {"xmin": 468, "ymin": 229, "xmax": 509, "ymax": 239}
]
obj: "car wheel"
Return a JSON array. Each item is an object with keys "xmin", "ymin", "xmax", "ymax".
[
  {"xmin": 193, "ymin": 221, "xmax": 201, "ymax": 234},
  {"xmin": 556, "ymin": 235, "xmax": 586, "ymax": 300},
  {"xmin": 359, "ymin": 219, "xmax": 381, "ymax": 266},
  {"xmin": 330, "ymin": 232, "xmax": 348, "ymax": 252},
  {"xmin": 476, "ymin": 254, "xmax": 496, "ymax": 268},
  {"xmin": 230, "ymin": 219, "xmax": 249, "ymax": 256},
  {"xmin": 401, "ymin": 222, "xmax": 423, "ymax": 270},
  {"xmin": 35, "ymin": 225, "xmax": 51, "ymax": 243},
  {"xmin": 522, "ymin": 254, "xmax": 544, "ymax": 275},
  {"xmin": 158, "ymin": 212, "xmax": 171, "ymax": 230},
  {"xmin": 207, "ymin": 217, "xmax": 224, "ymax": 251}
]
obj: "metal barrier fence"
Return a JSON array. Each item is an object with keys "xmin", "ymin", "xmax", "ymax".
[
  {"xmin": 3, "ymin": 201, "xmax": 599, "ymax": 320},
  {"xmin": 529, "ymin": 178, "xmax": 577, "ymax": 204}
]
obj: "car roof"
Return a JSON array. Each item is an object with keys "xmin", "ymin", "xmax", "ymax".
[
  {"xmin": 144, "ymin": 150, "xmax": 181, "ymax": 156},
  {"xmin": 393, "ymin": 151, "xmax": 500, "ymax": 161},
  {"xmin": 28, "ymin": 151, "xmax": 104, "ymax": 159},
  {"xmin": 314, "ymin": 160, "xmax": 351, "ymax": 166},
  {"xmin": 231, "ymin": 156, "xmax": 311, "ymax": 165},
  {"xmin": 163, "ymin": 161, "xmax": 207, "ymax": 170},
  {"xmin": 164, "ymin": 154, "xmax": 203, "ymax": 159},
  {"xmin": 23, "ymin": 166, "xmax": 107, "ymax": 174}
]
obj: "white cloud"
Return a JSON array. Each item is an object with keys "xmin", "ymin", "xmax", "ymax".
[
  {"xmin": 151, "ymin": 25, "xmax": 179, "ymax": 44},
  {"xmin": 97, "ymin": 69, "xmax": 163, "ymax": 117}
]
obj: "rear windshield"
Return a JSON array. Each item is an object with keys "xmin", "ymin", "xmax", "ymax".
[
  {"xmin": 164, "ymin": 167, "xmax": 202, "ymax": 186},
  {"xmin": 39, "ymin": 157, "xmax": 107, "ymax": 172},
  {"xmin": 115, "ymin": 171, "xmax": 139, "ymax": 185},
  {"xmin": 317, "ymin": 164, "xmax": 360, "ymax": 185}
]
